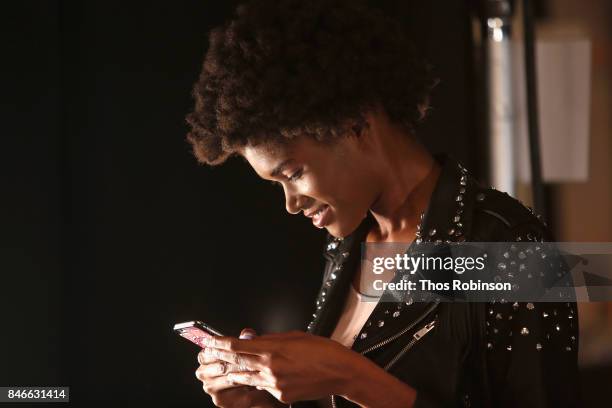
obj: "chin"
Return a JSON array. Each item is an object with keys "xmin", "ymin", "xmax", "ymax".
[{"xmin": 325, "ymin": 217, "xmax": 364, "ymax": 239}]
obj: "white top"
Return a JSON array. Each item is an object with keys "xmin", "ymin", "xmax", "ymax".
[{"xmin": 330, "ymin": 283, "xmax": 379, "ymax": 347}]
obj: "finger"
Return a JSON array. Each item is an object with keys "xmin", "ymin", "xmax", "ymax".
[
  {"xmin": 200, "ymin": 361, "xmax": 254, "ymax": 378},
  {"xmin": 203, "ymin": 335, "xmax": 266, "ymax": 355},
  {"xmin": 198, "ymin": 348, "xmax": 223, "ymax": 365},
  {"xmin": 226, "ymin": 371, "xmax": 273, "ymax": 389},
  {"xmin": 203, "ymin": 347, "xmax": 264, "ymax": 371},
  {"xmin": 198, "ymin": 348, "xmax": 252, "ymax": 366},
  {"xmin": 197, "ymin": 371, "xmax": 248, "ymax": 393},
  {"xmin": 239, "ymin": 328, "xmax": 257, "ymax": 339}
]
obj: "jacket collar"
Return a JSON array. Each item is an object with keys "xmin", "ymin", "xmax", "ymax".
[{"xmin": 308, "ymin": 153, "xmax": 478, "ymax": 351}]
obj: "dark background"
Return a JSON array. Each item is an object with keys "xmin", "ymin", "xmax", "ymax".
[{"xmin": 1, "ymin": 1, "xmax": 478, "ymax": 406}]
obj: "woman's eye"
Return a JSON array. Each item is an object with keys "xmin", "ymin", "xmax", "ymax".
[{"xmin": 288, "ymin": 169, "xmax": 303, "ymax": 181}]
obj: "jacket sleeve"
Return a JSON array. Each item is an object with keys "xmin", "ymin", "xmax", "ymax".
[
  {"xmin": 484, "ymin": 219, "xmax": 580, "ymax": 407},
  {"xmin": 485, "ymin": 299, "xmax": 579, "ymax": 407}
]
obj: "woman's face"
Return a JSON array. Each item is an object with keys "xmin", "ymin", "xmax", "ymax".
[{"xmin": 241, "ymin": 135, "xmax": 379, "ymax": 238}]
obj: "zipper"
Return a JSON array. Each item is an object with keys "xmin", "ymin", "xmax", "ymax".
[
  {"xmin": 383, "ymin": 318, "xmax": 436, "ymax": 371},
  {"xmin": 330, "ymin": 301, "xmax": 439, "ymax": 408}
]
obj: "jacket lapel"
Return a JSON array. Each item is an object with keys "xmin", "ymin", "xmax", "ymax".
[{"xmin": 308, "ymin": 154, "xmax": 477, "ymax": 354}]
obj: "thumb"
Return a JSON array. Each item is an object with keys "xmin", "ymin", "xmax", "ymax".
[{"xmin": 239, "ymin": 328, "xmax": 257, "ymax": 339}]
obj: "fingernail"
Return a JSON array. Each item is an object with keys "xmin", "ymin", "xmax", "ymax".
[{"xmin": 239, "ymin": 333, "xmax": 255, "ymax": 339}]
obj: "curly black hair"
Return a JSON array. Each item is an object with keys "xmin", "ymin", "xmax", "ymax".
[{"xmin": 186, "ymin": 0, "xmax": 437, "ymax": 165}]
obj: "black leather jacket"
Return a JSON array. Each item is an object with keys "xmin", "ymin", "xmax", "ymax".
[{"xmin": 292, "ymin": 154, "xmax": 580, "ymax": 408}]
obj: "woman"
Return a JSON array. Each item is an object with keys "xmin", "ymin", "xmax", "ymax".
[{"xmin": 185, "ymin": 1, "xmax": 579, "ymax": 407}]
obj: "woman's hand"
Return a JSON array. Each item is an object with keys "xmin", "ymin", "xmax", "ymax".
[
  {"xmin": 195, "ymin": 329, "xmax": 286, "ymax": 408},
  {"xmin": 199, "ymin": 330, "xmax": 370, "ymax": 404}
]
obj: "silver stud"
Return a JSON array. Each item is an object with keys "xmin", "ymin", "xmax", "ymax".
[
  {"xmin": 503, "ymin": 252, "xmax": 510, "ymax": 259},
  {"xmin": 518, "ymin": 251, "xmax": 526, "ymax": 259},
  {"xmin": 456, "ymin": 195, "xmax": 463, "ymax": 202},
  {"xmin": 330, "ymin": 272, "xmax": 337, "ymax": 280},
  {"xmin": 536, "ymin": 343, "xmax": 542, "ymax": 351},
  {"xmin": 429, "ymin": 228, "xmax": 437, "ymax": 236},
  {"xmin": 448, "ymin": 228, "xmax": 456, "ymax": 236},
  {"xmin": 512, "ymin": 302, "xmax": 519, "ymax": 310},
  {"xmin": 393, "ymin": 310, "xmax": 401, "ymax": 318},
  {"xmin": 496, "ymin": 313, "xmax": 503, "ymax": 320},
  {"xmin": 542, "ymin": 311, "xmax": 549, "ymax": 318},
  {"xmin": 405, "ymin": 297, "xmax": 414, "ymax": 306},
  {"xmin": 377, "ymin": 320, "xmax": 385, "ymax": 327},
  {"xmin": 327, "ymin": 241, "xmax": 338, "ymax": 251},
  {"xmin": 565, "ymin": 346, "xmax": 572, "ymax": 351},
  {"xmin": 459, "ymin": 187, "xmax": 466, "ymax": 194},
  {"xmin": 476, "ymin": 193, "xmax": 486, "ymax": 201},
  {"xmin": 498, "ymin": 262, "xmax": 506, "ymax": 270},
  {"xmin": 341, "ymin": 251, "xmax": 350, "ymax": 258},
  {"xmin": 506, "ymin": 345, "xmax": 512, "ymax": 351},
  {"xmin": 360, "ymin": 332, "xmax": 368, "ymax": 339},
  {"xmin": 520, "ymin": 327, "xmax": 530, "ymax": 336},
  {"xmin": 487, "ymin": 342, "xmax": 493, "ymax": 350},
  {"xmin": 555, "ymin": 324, "xmax": 561, "ymax": 331},
  {"xmin": 526, "ymin": 303, "xmax": 535, "ymax": 310}
]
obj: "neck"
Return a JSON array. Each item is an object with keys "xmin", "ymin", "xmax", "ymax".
[{"xmin": 367, "ymin": 136, "xmax": 441, "ymax": 243}]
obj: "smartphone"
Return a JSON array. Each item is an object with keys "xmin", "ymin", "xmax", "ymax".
[{"xmin": 173, "ymin": 321, "xmax": 224, "ymax": 348}]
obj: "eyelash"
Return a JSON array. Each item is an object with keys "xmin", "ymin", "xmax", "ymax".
[{"xmin": 288, "ymin": 169, "xmax": 303, "ymax": 181}]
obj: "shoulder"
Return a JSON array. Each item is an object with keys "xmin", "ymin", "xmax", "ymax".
[{"xmin": 467, "ymin": 183, "xmax": 552, "ymax": 243}]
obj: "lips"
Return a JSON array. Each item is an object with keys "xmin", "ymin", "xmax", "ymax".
[
  {"xmin": 305, "ymin": 205, "xmax": 327, "ymax": 218},
  {"xmin": 307, "ymin": 204, "xmax": 331, "ymax": 228}
]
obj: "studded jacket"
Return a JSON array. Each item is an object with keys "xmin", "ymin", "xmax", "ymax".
[{"xmin": 291, "ymin": 154, "xmax": 580, "ymax": 408}]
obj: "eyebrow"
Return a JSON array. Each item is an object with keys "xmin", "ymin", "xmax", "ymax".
[{"xmin": 270, "ymin": 159, "xmax": 293, "ymax": 178}]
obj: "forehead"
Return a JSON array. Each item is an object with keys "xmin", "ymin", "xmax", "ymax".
[{"xmin": 241, "ymin": 141, "xmax": 294, "ymax": 178}]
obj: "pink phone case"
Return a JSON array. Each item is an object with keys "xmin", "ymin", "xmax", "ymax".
[{"xmin": 177, "ymin": 326, "xmax": 213, "ymax": 348}]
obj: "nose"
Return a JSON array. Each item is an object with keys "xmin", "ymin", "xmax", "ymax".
[{"xmin": 283, "ymin": 186, "xmax": 308, "ymax": 215}]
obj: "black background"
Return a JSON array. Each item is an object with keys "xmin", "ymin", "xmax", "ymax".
[{"xmin": 1, "ymin": 1, "xmax": 478, "ymax": 406}]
